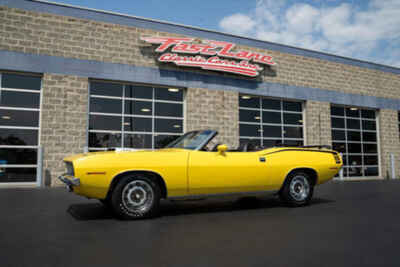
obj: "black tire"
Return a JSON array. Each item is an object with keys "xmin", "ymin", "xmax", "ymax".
[
  {"xmin": 279, "ymin": 171, "xmax": 314, "ymax": 207},
  {"xmin": 111, "ymin": 174, "xmax": 161, "ymax": 220}
]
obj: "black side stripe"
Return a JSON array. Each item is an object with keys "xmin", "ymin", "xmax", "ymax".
[{"xmin": 262, "ymin": 149, "xmax": 337, "ymax": 156}]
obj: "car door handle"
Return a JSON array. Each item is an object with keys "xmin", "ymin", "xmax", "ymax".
[{"xmin": 259, "ymin": 157, "xmax": 266, "ymax": 162}]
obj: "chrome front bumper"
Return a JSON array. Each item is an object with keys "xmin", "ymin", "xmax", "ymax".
[{"xmin": 58, "ymin": 173, "xmax": 80, "ymax": 192}]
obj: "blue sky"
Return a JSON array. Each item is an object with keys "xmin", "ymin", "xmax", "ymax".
[{"xmin": 51, "ymin": 0, "xmax": 400, "ymax": 68}]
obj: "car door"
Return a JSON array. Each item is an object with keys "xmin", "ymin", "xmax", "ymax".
[{"xmin": 187, "ymin": 150, "xmax": 270, "ymax": 196}]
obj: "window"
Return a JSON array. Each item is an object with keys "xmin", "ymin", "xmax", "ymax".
[
  {"xmin": 331, "ymin": 105, "xmax": 379, "ymax": 178},
  {"xmin": 239, "ymin": 95, "xmax": 304, "ymax": 148},
  {"xmin": 0, "ymin": 73, "xmax": 42, "ymax": 183},
  {"xmin": 88, "ymin": 81, "xmax": 184, "ymax": 150}
]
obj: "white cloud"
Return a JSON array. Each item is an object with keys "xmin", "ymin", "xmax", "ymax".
[
  {"xmin": 286, "ymin": 4, "xmax": 320, "ymax": 34},
  {"xmin": 219, "ymin": 13, "xmax": 255, "ymax": 35},
  {"xmin": 218, "ymin": 0, "xmax": 400, "ymax": 68}
]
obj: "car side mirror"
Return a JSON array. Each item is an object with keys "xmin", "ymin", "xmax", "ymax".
[{"xmin": 217, "ymin": 144, "xmax": 228, "ymax": 154}]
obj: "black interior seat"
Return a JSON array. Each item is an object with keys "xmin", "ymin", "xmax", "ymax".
[
  {"xmin": 238, "ymin": 142, "xmax": 261, "ymax": 152},
  {"xmin": 237, "ymin": 142, "xmax": 248, "ymax": 152},
  {"xmin": 211, "ymin": 143, "xmax": 221, "ymax": 151},
  {"xmin": 246, "ymin": 142, "xmax": 256, "ymax": 151}
]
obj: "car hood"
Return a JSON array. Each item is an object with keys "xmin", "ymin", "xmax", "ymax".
[{"xmin": 63, "ymin": 148, "xmax": 187, "ymax": 162}]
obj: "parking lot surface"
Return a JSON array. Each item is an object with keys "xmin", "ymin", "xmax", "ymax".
[{"xmin": 1, "ymin": 180, "xmax": 400, "ymax": 267}]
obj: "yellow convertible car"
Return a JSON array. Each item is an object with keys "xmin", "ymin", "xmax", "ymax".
[{"xmin": 59, "ymin": 130, "xmax": 342, "ymax": 219}]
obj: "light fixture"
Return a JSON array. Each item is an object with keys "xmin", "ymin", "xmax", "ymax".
[
  {"xmin": 173, "ymin": 125, "xmax": 181, "ymax": 128},
  {"xmin": 241, "ymin": 95, "xmax": 251, "ymax": 99},
  {"xmin": 350, "ymin": 107, "xmax": 358, "ymax": 111},
  {"xmin": 258, "ymin": 129, "xmax": 263, "ymax": 132},
  {"xmin": 1, "ymin": 116, "xmax": 11, "ymax": 120},
  {"xmin": 254, "ymin": 116, "xmax": 260, "ymax": 120},
  {"xmin": 123, "ymin": 122, "xmax": 130, "ymax": 126},
  {"xmin": 298, "ymin": 120, "xmax": 303, "ymax": 123},
  {"xmin": 168, "ymin": 88, "xmax": 180, "ymax": 92},
  {"xmin": 141, "ymin": 108, "xmax": 151, "ymax": 112}
]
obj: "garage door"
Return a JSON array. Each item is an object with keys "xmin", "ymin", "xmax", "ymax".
[{"xmin": 0, "ymin": 72, "xmax": 42, "ymax": 185}]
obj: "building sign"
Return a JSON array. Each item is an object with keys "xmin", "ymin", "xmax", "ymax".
[{"xmin": 141, "ymin": 37, "xmax": 277, "ymax": 77}]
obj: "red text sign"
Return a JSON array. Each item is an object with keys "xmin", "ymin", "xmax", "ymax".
[{"xmin": 141, "ymin": 37, "xmax": 276, "ymax": 77}]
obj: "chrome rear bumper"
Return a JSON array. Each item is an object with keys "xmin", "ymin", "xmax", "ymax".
[{"xmin": 58, "ymin": 173, "xmax": 80, "ymax": 192}]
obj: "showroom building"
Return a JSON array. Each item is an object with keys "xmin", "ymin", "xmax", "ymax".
[{"xmin": 0, "ymin": 0, "xmax": 400, "ymax": 187}]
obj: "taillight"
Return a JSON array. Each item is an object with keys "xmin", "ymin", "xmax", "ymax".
[{"xmin": 333, "ymin": 153, "xmax": 341, "ymax": 164}]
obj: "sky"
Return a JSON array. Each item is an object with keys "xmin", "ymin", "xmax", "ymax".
[{"xmin": 49, "ymin": 0, "xmax": 400, "ymax": 68}]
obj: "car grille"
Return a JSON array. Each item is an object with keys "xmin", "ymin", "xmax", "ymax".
[{"xmin": 65, "ymin": 162, "xmax": 74, "ymax": 176}]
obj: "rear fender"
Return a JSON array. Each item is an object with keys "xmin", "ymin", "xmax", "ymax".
[{"xmin": 279, "ymin": 167, "xmax": 318, "ymax": 193}]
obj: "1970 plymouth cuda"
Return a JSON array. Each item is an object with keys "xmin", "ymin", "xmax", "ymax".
[{"xmin": 59, "ymin": 130, "xmax": 342, "ymax": 219}]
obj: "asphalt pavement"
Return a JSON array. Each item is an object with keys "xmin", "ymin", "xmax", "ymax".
[{"xmin": 1, "ymin": 180, "xmax": 400, "ymax": 267}]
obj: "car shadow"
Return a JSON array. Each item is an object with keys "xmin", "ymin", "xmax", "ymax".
[
  {"xmin": 67, "ymin": 197, "xmax": 335, "ymax": 221},
  {"xmin": 67, "ymin": 203, "xmax": 115, "ymax": 220},
  {"xmin": 162, "ymin": 197, "xmax": 334, "ymax": 217}
]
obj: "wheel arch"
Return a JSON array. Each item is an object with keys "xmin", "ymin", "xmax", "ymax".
[
  {"xmin": 106, "ymin": 170, "xmax": 168, "ymax": 200},
  {"xmin": 279, "ymin": 167, "xmax": 318, "ymax": 193}
]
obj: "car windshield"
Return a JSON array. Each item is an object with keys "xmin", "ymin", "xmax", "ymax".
[{"xmin": 165, "ymin": 130, "xmax": 216, "ymax": 150}]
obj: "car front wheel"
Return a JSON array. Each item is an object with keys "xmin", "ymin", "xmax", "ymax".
[
  {"xmin": 111, "ymin": 174, "xmax": 161, "ymax": 219},
  {"xmin": 279, "ymin": 171, "xmax": 314, "ymax": 206}
]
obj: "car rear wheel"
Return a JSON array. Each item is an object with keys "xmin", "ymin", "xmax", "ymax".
[
  {"xmin": 279, "ymin": 171, "xmax": 314, "ymax": 206},
  {"xmin": 111, "ymin": 174, "xmax": 161, "ymax": 219}
]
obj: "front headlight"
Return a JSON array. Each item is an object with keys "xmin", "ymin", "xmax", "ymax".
[{"xmin": 65, "ymin": 161, "xmax": 74, "ymax": 176}]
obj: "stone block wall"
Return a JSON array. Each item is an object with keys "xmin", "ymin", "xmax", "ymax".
[
  {"xmin": 40, "ymin": 74, "xmax": 88, "ymax": 186},
  {"xmin": 186, "ymin": 88, "xmax": 239, "ymax": 149},
  {"xmin": 0, "ymin": 5, "xmax": 399, "ymax": 100},
  {"xmin": 378, "ymin": 110, "xmax": 400, "ymax": 179},
  {"xmin": 304, "ymin": 101, "xmax": 332, "ymax": 146}
]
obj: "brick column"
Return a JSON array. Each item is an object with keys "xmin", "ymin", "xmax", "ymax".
[
  {"xmin": 40, "ymin": 74, "xmax": 89, "ymax": 186},
  {"xmin": 304, "ymin": 101, "xmax": 332, "ymax": 146},
  {"xmin": 186, "ymin": 88, "xmax": 239, "ymax": 149},
  {"xmin": 378, "ymin": 109, "xmax": 400, "ymax": 179}
]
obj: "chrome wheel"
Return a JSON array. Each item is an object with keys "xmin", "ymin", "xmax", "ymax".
[
  {"xmin": 121, "ymin": 180, "xmax": 154, "ymax": 213},
  {"xmin": 289, "ymin": 175, "xmax": 310, "ymax": 202}
]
